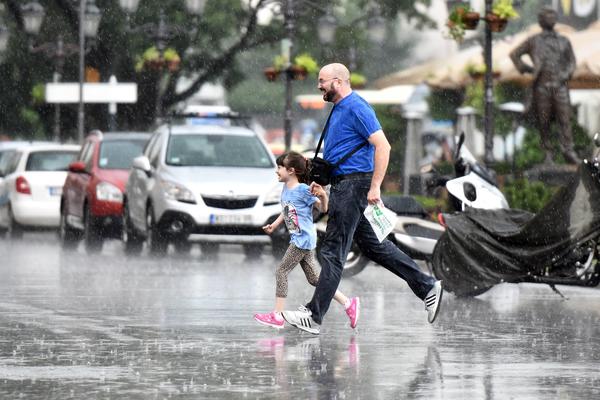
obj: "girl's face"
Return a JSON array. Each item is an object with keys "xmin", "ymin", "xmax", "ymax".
[{"xmin": 276, "ymin": 164, "xmax": 294, "ymax": 182}]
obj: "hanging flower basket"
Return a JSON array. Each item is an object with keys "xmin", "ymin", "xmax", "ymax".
[
  {"xmin": 263, "ymin": 67, "xmax": 280, "ymax": 82},
  {"xmin": 466, "ymin": 63, "xmax": 501, "ymax": 80},
  {"xmin": 463, "ymin": 12, "xmax": 480, "ymax": 30},
  {"xmin": 486, "ymin": 13, "xmax": 508, "ymax": 32},
  {"xmin": 289, "ymin": 65, "xmax": 308, "ymax": 80},
  {"xmin": 146, "ymin": 59, "xmax": 165, "ymax": 71},
  {"xmin": 468, "ymin": 71, "xmax": 501, "ymax": 80}
]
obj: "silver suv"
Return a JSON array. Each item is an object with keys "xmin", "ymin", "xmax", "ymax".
[{"xmin": 123, "ymin": 122, "xmax": 284, "ymax": 257}]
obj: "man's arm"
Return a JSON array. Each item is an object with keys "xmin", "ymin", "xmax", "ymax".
[
  {"xmin": 367, "ymin": 130, "xmax": 390, "ymax": 204},
  {"xmin": 510, "ymin": 38, "xmax": 534, "ymax": 74},
  {"xmin": 562, "ymin": 39, "xmax": 577, "ymax": 82}
]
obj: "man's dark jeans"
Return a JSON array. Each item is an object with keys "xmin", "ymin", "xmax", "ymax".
[{"xmin": 307, "ymin": 177, "xmax": 436, "ymax": 324}]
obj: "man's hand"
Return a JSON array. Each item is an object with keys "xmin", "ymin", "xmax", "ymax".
[
  {"xmin": 310, "ymin": 182, "xmax": 326, "ymax": 198},
  {"xmin": 367, "ymin": 186, "xmax": 381, "ymax": 205}
]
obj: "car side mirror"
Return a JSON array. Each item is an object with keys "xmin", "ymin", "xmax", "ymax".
[
  {"xmin": 68, "ymin": 161, "xmax": 86, "ymax": 173},
  {"xmin": 132, "ymin": 156, "xmax": 152, "ymax": 176}
]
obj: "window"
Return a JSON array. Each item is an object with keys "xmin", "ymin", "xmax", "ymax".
[
  {"xmin": 166, "ymin": 134, "xmax": 273, "ymax": 168},
  {"xmin": 98, "ymin": 139, "xmax": 148, "ymax": 169},
  {"xmin": 79, "ymin": 142, "xmax": 95, "ymax": 171},
  {"xmin": 26, "ymin": 151, "xmax": 79, "ymax": 172},
  {"xmin": 0, "ymin": 150, "xmax": 18, "ymax": 177}
]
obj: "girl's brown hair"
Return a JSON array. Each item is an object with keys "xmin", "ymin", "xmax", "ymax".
[{"xmin": 276, "ymin": 151, "xmax": 311, "ymax": 184}]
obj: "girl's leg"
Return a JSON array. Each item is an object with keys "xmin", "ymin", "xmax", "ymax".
[
  {"xmin": 274, "ymin": 244, "xmax": 306, "ymax": 313},
  {"xmin": 301, "ymin": 250, "xmax": 350, "ymax": 308}
]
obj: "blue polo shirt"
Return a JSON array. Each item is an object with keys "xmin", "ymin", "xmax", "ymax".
[{"xmin": 323, "ymin": 92, "xmax": 381, "ymax": 176}]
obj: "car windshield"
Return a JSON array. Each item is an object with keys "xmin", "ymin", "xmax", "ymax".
[
  {"xmin": 25, "ymin": 151, "xmax": 78, "ymax": 171},
  {"xmin": 166, "ymin": 134, "xmax": 273, "ymax": 168},
  {"xmin": 99, "ymin": 139, "xmax": 148, "ymax": 169}
]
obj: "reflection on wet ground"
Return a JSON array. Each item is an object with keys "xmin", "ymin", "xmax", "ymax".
[{"xmin": 1, "ymin": 233, "xmax": 600, "ymax": 399}]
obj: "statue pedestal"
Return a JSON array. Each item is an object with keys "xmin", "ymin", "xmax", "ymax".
[{"xmin": 524, "ymin": 163, "xmax": 578, "ymax": 186}]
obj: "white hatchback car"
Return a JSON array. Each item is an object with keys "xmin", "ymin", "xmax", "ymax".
[
  {"xmin": 123, "ymin": 122, "xmax": 285, "ymax": 257},
  {"xmin": 0, "ymin": 143, "xmax": 80, "ymax": 237}
]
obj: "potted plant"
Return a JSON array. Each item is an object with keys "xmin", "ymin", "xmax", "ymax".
[
  {"xmin": 447, "ymin": 4, "xmax": 479, "ymax": 41},
  {"xmin": 263, "ymin": 67, "xmax": 279, "ymax": 81},
  {"xmin": 487, "ymin": 0, "xmax": 519, "ymax": 32},
  {"xmin": 136, "ymin": 46, "xmax": 162, "ymax": 72},
  {"xmin": 135, "ymin": 47, "xmax": 181, "ymax": 72},
  {"xmin": 350, "ymin": 72, "xmax": 367, "ymax": 88},
  {"xmin": 291, "ymin": 53, "xmax": 319, "ymax": 80},
  {"xmin": 163, "ymin": 48, "xmax": 181, "ymax": 72},
  {"xmin": 466, "ymin": 63, "xmax": 501, "ymax": 80},
  {"xmin": 264, "ymin": 53, "xmax": 319, "ymax": 81}
]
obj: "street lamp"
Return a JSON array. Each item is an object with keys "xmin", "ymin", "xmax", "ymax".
[
  {"xmin": 280, "ymin": 2, "xmax": 387, "ymax": 151},
  {"xmin": 118, "ymin": 0, "xmax": 207, "ymax": 120},
  {"xmin": 78, "ymin": 0, "xmax": 102, "ymax": 143},
  {"xmin": 0, "ymin": 25, "xmax": 9, "ymax": 53},
  {"xmin": 22, "ymin": 2, "xmax": 75, "ymax": 142},
  {"xmin": 482, "ymin": 0, "xmax": 494, "ymax": 167},
  {"xmin": 22, "ymin": 1, "xmax": 101, "ymax": 143}
]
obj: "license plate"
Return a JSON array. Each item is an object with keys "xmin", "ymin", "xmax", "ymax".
[
  {"xmin": 48, "ymin": 186, "xmax": 62, "ymax": 196},
  {"xmin": 209, "ymin": 214, "xmax": 252, "ymax": 225}
]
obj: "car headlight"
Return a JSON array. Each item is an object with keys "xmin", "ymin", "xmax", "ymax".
[
  {"xmin": 96, "ymin": 181, "xmax": 123, "ymax": 203},
  {"xmin": 162, "ymin": 180, "xmax": 196, "ymax": 204},
  {"xmin": 264, "ymin": 183, "xmax": 283, "ymax": 206}
]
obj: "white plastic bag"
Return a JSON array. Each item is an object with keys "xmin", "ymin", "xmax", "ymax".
[{"xmin": 363, "ymin": 202, "xmax": 397, "ymax": 243}]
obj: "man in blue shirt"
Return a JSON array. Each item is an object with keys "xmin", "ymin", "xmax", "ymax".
[{"xmin": 282, "ymin": 63, "xmax": 443, "ymax": 335}]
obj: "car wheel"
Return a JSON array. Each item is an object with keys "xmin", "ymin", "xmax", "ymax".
[
  {"xmin": 7, "ymin": 204, "xmax": 23, "ymax": 239},
  {"xmin": 173, "ymin": 238, "xmax": 192, "ymax": 254},
  {"xmin": 316, "ymin": 235, "xmax": 369, "ymax": 278},
  {"xmin": 271, "ymin": 235, "xmax": 288, "ymax": 259},
  {"xmin": 59, "ymin": 205, "xmax": 82, "ymax": 249},
  {"xmin": 146, "ymin": 204, "xmax": 167, "ymax": 255},
  {"xmin": 243, "ymin": 244, "xmax": 263, "ymax": 259},
  {"xmin": 122, "ymin": 201, "xmax": 144, "ymax": 255},
  {"xmin": 84, "ymin": 205, "xmax": 103, "ymax": 254},
  {"xmin": 199, "ymin": 242, "xmax": 219, "ymax": 259}
]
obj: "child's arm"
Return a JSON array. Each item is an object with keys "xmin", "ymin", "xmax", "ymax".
[
  {"xmin": 310, "ymin": 183, "xmax": 329, "ymax": 213},
  {"xmin": 262, "ymin": 212, "xmax": 284, "ymax": 234}
]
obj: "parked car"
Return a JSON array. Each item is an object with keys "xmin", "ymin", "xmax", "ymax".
[
  {"xmin": 123, "ymin": 121, "xmax": 284, "ymax": 257},
  {"xmin": 59, "ymin": 131, "xmax": 151, "ymax": 252},
  {"xmin": 0, "ymin": 143, "xmax": 80, "ymax": 237}
]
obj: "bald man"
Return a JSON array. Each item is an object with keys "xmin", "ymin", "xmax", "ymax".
[{"xmin": 282, "ymin": 63, "xmax": 443, "ymax": 335}]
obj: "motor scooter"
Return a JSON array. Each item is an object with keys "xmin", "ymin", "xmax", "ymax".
[
  {"xmin": 316, "ymin": 132, "xmax": 508, "ymax": 277},
  {"xmin": 431, "ymin": 134, "xmax": 600, "ymax": 297}
]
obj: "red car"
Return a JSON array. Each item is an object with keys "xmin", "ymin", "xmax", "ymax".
[{"xmin": 59, "ymin": 130, "xmax": 150, "ymax": 252}]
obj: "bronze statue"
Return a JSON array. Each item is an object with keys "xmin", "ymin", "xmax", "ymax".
[{"xmin": 510, "ymin": 7, "xmax": 579, "ymax": 164}]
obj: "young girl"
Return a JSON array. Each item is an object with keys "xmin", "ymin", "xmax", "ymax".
[{"xmin": 254, "ymin": 151, "xmax": 359, "ymax": 330}]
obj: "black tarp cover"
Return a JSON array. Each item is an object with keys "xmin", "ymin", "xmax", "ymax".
[{"xmin": 432, "ymin": 163, "xmax": 600, "ymax": 296}]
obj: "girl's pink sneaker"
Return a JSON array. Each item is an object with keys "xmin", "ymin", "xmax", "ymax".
[{"xmin": 254, "ymin": 312, "xmax": 285, "ymax": 329}]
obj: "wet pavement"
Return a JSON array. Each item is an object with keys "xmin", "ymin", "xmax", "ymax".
[{"xmin": 1, "ymin": 232, "xmax": 600, "ymax": 399}]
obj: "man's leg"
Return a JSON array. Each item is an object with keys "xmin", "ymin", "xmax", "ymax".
[
  {"xmin": 306, "ymin": 180, "xmax": 364, "ymax": 324},
  {"xmin": 353, "ymin": 203, "xmax": 443, "ymax": 323},
  {"xmin": 555, "ymin": 85, "xmax": 579, "ymax": 164},
  {"xmin": 354, "ymin": 215, "xmax": 435, "ymax": 300},
  {"xmin": 534, "ymin": 86, "xmax": 554, "ymax": 163}
]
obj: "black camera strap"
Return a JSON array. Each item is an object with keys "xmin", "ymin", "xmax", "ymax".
[{"xmin": 313, "ymin": 105, "xmax": 368, "ymax": 168}]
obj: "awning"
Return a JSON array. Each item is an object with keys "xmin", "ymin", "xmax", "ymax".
[{"xmin": 295, "ymin": 85, "xmax": 416, "ymax": 110}]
